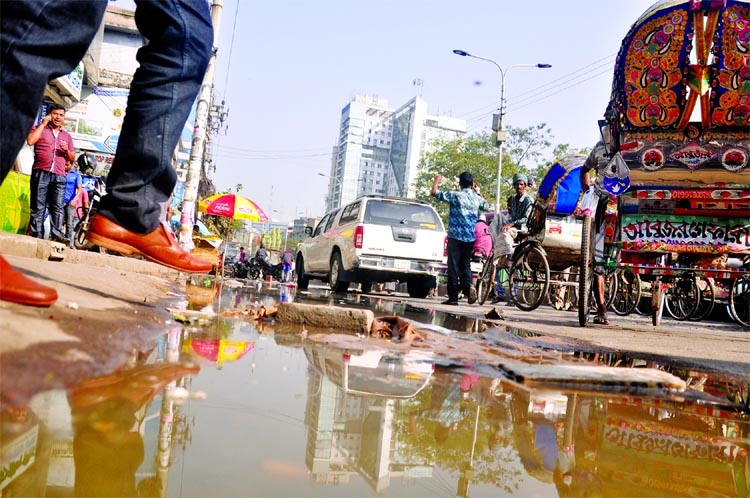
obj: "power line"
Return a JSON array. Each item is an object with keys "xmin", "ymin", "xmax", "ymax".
[{"xmin": 222, "ymin": 0, "xmax": 240, "ymax": 99}]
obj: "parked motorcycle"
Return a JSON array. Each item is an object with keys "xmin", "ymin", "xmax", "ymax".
[{"xmin": 74, "ymin": 177, "xmax": 106, "ymax": 251}]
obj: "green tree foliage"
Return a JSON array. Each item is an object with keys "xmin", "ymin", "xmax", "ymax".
[{"xmin": 413, "ymin": 124, "xmax": 559, "ymax": 220}]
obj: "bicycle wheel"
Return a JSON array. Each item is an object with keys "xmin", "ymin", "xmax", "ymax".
[
  {"xmin": 611, "ymin": 270, "xmax": 641, "ymax": 316},
  {"xmin": 604, "ymin": 267, "xmax": 618, "ymax": 309},
  {"xmin": 729, "ymin": 275, "xmax": 750, "ymax": 329},
  {"xmin": 664, "ymin": 275, "xmax": 699, "ymax": 321},
  {"xmin": 578, "ymin": 216, "xmax": 595, "ymax": 326},
  {"xmin": 509, "ymin": 244, "xmax": 550, "ymax": 312},
  {"xmin": 689, "ymin": 276, "xmax": 715, "ymax": 322},
  {"xmin": 476, "ymin": 255, "xmax": 496, "ymax": 305},
  {"xmin": 635, "ymin": 279, "xmax": 652, "ymax": 315}
]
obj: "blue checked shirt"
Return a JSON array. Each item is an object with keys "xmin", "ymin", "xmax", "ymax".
[{"xmin": 434, "ymin": 188, "xmax": 489, "ymax": 242}]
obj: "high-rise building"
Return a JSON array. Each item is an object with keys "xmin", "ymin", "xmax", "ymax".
[{"xmin": 325, "ymin": 95, "xmax": 466, "ymax": 212}]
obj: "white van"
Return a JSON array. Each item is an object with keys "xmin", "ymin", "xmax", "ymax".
[{"xmin": 296, "ymin": 195, "xmax": 447, "ymax": 298}]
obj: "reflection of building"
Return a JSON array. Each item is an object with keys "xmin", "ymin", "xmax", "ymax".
[
  {"xmin": 326, "ymin": 94, "xmax": 466, "ymax": 211},
  {"xmin": 303, "ymin": 347, "xmax": 434, "ymax": 493}
]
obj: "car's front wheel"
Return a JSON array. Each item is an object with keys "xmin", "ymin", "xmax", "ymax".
[
  {"xmin": 329, "ymin": 252, "xmax": 350, "ymax": 293},
  {"xmin": 296, "ymin": 255, "xmax": 310, "ymax": 290}
]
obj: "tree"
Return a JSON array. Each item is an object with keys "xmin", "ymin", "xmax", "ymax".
[{"xmin": 413, "ymin": 124, "xmax": 559, "ymax": 219}]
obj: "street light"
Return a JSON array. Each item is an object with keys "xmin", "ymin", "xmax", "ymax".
[
  {"xmin": 453, "ymin": 49, "xmax": 551, "ymax": 211},
  {"xmin": 317, "ymin": 172, "xmax": 341, "ymax": 186}
]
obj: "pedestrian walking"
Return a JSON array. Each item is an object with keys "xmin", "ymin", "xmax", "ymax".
[
  {"xmin": 431, "ymin": 172, "xmax": 489, "ymax": 305},
  {"xmin": 26, "ymin": 104, "xmax": 76, "ymax": 243},
  {"xmin": 0, "ymin": 0, "xmax": 214, "ymax": 307}
]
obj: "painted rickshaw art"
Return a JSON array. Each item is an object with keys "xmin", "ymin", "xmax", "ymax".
[{"xmin": 580, "ymin": 0, "xmax": 750, "ymax": 327}]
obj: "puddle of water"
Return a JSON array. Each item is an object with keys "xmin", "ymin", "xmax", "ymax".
[{"xmin": 3, "ymin": 282, "xmax": 749, "ymax": 497}]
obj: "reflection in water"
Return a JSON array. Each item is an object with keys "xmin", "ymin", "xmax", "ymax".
[
  {"xmin": 1, "ymin": 329, "xmax": 199, "ymax": 497},
  {"xmin": 2, "ymin": 301, "xmax": 749, "ymax": 497}
]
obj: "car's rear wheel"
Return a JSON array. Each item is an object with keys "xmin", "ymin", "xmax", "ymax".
[
  {"xmin": 407, "ymin": 276, "xmax": 434, "ymax": 298},
  {"xmin": 296, "ymin": 255, "xmax": 310, "ymax": 290},
  {"xmin": 329, "ymin": 252, "xmax": 350, "ymax": 293}
]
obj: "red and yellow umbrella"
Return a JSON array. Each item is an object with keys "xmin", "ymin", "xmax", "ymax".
[
  {"xmin": 198, "ymin": 193, "xmax": 268, "ymax": 222},
  {"xmin": 183, "ymin": 338, "xmax": 255, "ymax": 366}
]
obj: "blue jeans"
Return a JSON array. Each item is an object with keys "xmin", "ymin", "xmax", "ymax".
[
  {"xmin": 29, "ymin": 169, "xmax": 66, "ymax": 239},
  {"xmin": 1, "ymin": 0, "xmax": 212, "ymax": 234},
  {"xmin": 446, "ymin": 238, "xmax": 474, "ymax": 301}
]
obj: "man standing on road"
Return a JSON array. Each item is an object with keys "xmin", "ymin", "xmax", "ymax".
[
  {"xmin": 431, "ymin": 172, "xmax": 488, "ymax": 305},
  {"xmin": 26, "ymin": 104, "xmax": 76, "ymax": 243},
  {"xmin": 580, "ymin": 142, "xmax": 610, "ymax": 325},
  {"xmin": 0, "ymin": 0, "xmax": 214, "ymax": 308}
]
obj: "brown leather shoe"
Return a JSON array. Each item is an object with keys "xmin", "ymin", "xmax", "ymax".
[
  {"xmin": 0, "ymin": 255, "xmax": 58, "ymax": 307},
  {"xmin": 87, "ymin": 215, "xmax": 212, "ymax": 273}
]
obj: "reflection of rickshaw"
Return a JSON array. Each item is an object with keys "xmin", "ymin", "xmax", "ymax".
[{"xmin": 577, "ymin": 0, "xmax": 750, "ymax": 327}]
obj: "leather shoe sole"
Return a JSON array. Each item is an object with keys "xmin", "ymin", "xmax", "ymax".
[
  {"xmin": 0, "ymin": 255, "xmax": 57, "ymax": 307},
  {"xmin": 87, "ymin": 215, "xmax": 212, "ymax": 273}
]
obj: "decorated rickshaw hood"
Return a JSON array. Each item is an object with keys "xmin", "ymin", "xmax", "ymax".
[{"xmin": 602, "ymin": 0, "xmax": 750, "ymax": 179}]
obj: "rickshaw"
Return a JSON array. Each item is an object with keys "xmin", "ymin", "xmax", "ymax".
[
  {"xmin": 578, "ymin": 0, "xmax": 750, "ymax": 328},
  {"xmin": 474, "ymin": 155, "xmax": 588, "ymax": 311}
]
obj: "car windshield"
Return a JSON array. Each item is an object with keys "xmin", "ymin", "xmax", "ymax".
[{"xmin": 363, "ymin": 200, "xmax": 442, "ymax": 230}]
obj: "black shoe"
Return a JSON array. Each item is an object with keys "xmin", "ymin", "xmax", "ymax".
[
  {"xmin": 491, "ymin": 295, "xmax": 505, "ymax": 304},
  {"xmin": 468, "ymin": 286, "xmax": 478, "ymax": 304},
  {"xmin": 441, "ymin": 299, "xmax": 458, "ymax": 305}
]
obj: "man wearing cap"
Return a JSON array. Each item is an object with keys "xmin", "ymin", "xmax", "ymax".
[
  {"xmin": 504, "ymin": 173, "xmax": 534, "ymax": 232},
  {"xmin": 431, "ymin": 171, "xmax": 489, "ymax": 305}
]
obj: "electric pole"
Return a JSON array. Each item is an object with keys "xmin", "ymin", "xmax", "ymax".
[{"xmin": 179, "ymin": 0, "xmax": 224, "ymax": 248}]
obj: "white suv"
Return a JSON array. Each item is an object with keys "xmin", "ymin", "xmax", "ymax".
[{"xmin": 296, "ymin": 195, "xmax": 447, "ymax": 298}]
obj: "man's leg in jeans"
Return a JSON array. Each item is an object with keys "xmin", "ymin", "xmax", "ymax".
[
  {"xmin": 96, "ymin": 0, "xmax": 212, "ymax": 233},
  {"xmin": 29, "ymin": 170, "xmax": 48, "ymax": 238},
  {"xmin": 48, "ymin": 175, "xmax": 67, "ymax": 240},
  {"xmin": 66, "ymin": 204, "xmax": 77, "ymax": 248},
  {"xmin": 458, "ymin": 240, "xmax": 474, "ymax": 297},
  {"xmin": 445, "ymin": 238, "xmax": 461, "ymax": 302}
]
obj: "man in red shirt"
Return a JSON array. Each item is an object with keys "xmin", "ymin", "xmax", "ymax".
[{"xmin": 26, "ymin": 104, "xmax": 75, "ymax": 242}]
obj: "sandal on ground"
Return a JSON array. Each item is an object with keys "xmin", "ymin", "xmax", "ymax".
[{"xmin": 592, "ymin": 315, "xmax": 609, "ymax": 325}]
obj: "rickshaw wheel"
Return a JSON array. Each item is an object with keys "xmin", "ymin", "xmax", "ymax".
[
  {"xmin": 509, "ymin": 244, "xmax": 550, "ymax": 312},
  {"xmin": 664, "ymin": 275, "xmax": 700, "ymax": 321},
  {"xmin": 611, "ymin": 270, "xmax": 641, "ymax": 316},
  {"xmin": 603, "ymin": 267, "xmax": 618, "ymax": 309},
  {"xmin": 689, "ymin": 276, "xmax": 715, "ymax": 322},
  {"xmin": 578, "ymin": 216, "xmax": 596, "ymax": 326},
  {"xmin": 476, "ymin": 254, "xmax": 497, "ymax": 305},
  {"xmin": 729, "ymin": 275, "xmax": 750, "ymax": 329}
]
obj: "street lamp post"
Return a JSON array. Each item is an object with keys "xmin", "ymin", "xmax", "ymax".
[{"xmin": 453, "ymin": 49, "xmax": 551, "ymax": 211}]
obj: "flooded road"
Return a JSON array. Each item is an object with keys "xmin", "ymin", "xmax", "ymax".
[{"xmin": 2, "ymin": 281, "xmax": 749, "ymax": 497}]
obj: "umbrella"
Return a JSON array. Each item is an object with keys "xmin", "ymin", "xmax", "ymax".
[
  {"xmin": 183, "ymin": 338, "xmax": 255, "ymax": 366},
  {"xmin": 198, "ymin": 193, "xmax": 268, "ymax": 277},
  {"xmin": 198, "ymin": 193, "xmax": 268, "ymax": 222}
]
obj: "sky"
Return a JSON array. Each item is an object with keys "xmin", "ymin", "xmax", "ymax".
[{"xmin": 124, "ymin": 0, "xmax": 659, "ymax": 223}]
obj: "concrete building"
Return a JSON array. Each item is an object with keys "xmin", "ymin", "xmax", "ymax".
[{"xmin": 325, "ymin": 95, "xmax": 466, "ymax": 212}]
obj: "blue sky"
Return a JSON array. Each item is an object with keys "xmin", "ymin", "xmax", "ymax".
[{"xmin": 118, "ymin": 0, "xmax": 658, "ymax": 222}]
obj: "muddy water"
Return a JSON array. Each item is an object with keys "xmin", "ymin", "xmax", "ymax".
[{"xmin": 2, "ymin": 283, "xmax": 748, "ymax": 497}]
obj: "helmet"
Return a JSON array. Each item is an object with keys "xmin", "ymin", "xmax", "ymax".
[{"xmin": 478, "ymin": 213, "xmax": 487, "ymax": 223}]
